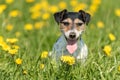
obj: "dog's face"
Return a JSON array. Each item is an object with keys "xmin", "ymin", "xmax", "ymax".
[{"xmin": 54, "ymin": 9, "xmax": 91, "ymax": 43}]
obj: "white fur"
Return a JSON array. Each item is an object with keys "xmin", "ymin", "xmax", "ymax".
[
  {"xmin": 64, "ymin": 29, "xmax": 83, "ymax": 39},
  {"xmin": 77, "ymin": 44, "xmax": 88, "ymax": 61}
]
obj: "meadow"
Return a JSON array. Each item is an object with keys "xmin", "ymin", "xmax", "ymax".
[{"xmin": 0, "ymin": 0, "xmax": 120, "ymax": 80}]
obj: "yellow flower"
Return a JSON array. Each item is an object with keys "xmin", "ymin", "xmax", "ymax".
[
  {"xmin": 103, "ymin": 45, "xmax": 112, "ymax": 56},
  {"xmin": 40, "ymin": 1, "xmax": 49, "ymax": 9},
  {"xmin": 109, "ymin": 33, "xmax": 116, "ymax": 41},
  {"xmin": 60, "ymin": 56, "xmax": 75, "ymax": 65},
  {"xmin": 0, "ymin": 4, "xmax": 7, "ymax": 14},
  {"xmin": 29, "ymin": 3, "xmax": 42, "ymax": 13},
  {"xmin": 8, "ymin": 49, "xmax": 18, "ymax": 55},
  {"xmin": 118, "ymin": 66, "xmax": 120, "ymax": 72},
  {"xmin": 97, "ymin": 21, "xmax": 104, "ymax": 28},
  {"xmin": 89, "ymin": 4, "xmax": 98, "ymax": 15},
  {"xmin": 115, "ymin": 9, "xmax": 120, "ymax": 17},
  {"xmin": 31, "ymin": 11, "xmax": 41, "ymax": 19},
  {"xmin": 9, "ymin": 10, "xmax": 20, "ymax": 17},
  {"xmin": 49, "ymin": 6, "xmax": 58, "ymax": 13},
  {"xmin": 15, "ymin": 32, "xmax": 21, "ymax": 37},
  {"xmin": 92, "ymin": 0, "xmax": 101, "ymax": 5},
  {"xmin": 88, "ymin": 0, "xmax": 101, "ymax": 16},
  {"xmin": 34, "ymin": 21, "xmax": 44, "ymax": 29},
  {"xmin": 70, "ymin": 0, "xmax": 78, "ymax": 7},
  {"xmin": 42, "ymin": 13, "xmax": 50, "ymax": 20},
  {"xmin": 12, "ymin": 45, "xmax": 20, "ymax": 49},
  {"xmin": 73, "ymin": 3, "xmax": 87, "ymax": 12},
  {"xmin": 40, "ymin": 64, "xmax": 45, "ymax": 69},
  {"xmin": 2, "ymin": 43, "xmax": 10, "ymax": 51},
  {"xmin": 58, "ymin": 1, "xmax": 67, "ymax": 9},
  {"xmin": 26, "ymin": 0, "xmax": 34, "ymax": 3},
  {"xmin": 6, "ymin": 24, "xmax": 13, "ymax": 31},
  {"xmin": 24, "ymin": 23, "xmax": 33, "ymax": 31},
  {"xmin": 6, "ymin": 38, "xmax": 18, "ymax": 44},
  {"xmin": 41, "ymin": 51, "xmax": 48, "ymax": 58},
  {"xmin": 5, "ymin": 0, "xmax": 14, "ymax": 4},
  {"xmin": 15, "ymin": 58, "xmax": 22, "ymax": 65}
]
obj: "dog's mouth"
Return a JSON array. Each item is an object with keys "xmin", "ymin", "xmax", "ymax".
[
  {"xmin": 65, "ymin": 37, "xmax": 78, "ymax": 54},
  {"xmin": 66, "ymin": 38, "xmax": 78, "ymax": 45}
]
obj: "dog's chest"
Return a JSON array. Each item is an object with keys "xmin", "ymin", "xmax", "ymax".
[{"xmin": 52, "ymin": 35, "xmax": 88, "ymax": 60}]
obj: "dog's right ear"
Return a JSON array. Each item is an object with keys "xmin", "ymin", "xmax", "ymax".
[{"xmin": 54, "ymin": 9, "xmax": 67, "ymax": 24}]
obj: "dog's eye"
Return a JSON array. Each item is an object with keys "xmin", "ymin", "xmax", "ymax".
[
  {"xmin": 76, "ymin": 23, "xmax": 83, "ymax": 26},
  {"xmin": 62, "ymin": 22, "xmax": 70, "ymax": 26}
]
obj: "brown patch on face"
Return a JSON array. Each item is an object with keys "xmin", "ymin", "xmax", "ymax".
[
  {"xmin": 60, "ymin": 18, "xmax": 73, "ymax": 32},
  {"xmin": 74, "ymin": 18, "xmax": 85, "ymax": 31}
]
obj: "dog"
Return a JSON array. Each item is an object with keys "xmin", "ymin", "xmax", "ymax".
[{"xmin": 52, "ymin": 9, "xmax": 91, "ymax": 62}]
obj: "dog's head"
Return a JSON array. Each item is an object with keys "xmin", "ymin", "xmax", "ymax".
[{"xmin": 54, "ymin": 9, "xmax": 91, "ymax": 44}]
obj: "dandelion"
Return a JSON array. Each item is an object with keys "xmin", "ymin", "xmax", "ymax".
[
  {"xmin": 24, "ymin": 23, "xmax": 33, "ymax": 31},
  {"xmin": 6, "ymin": 38, "xmax": 18, "ymax": 44},
  {"xmin": 9, "ymin": 10, "xmax": 20, "ymax": 17},
  {"xmin": 0, "ymin": 4, "xmax": 7, "ymax": 14},
  {"xmin": 2, "ymin": 43, "xmax": 10, "ymax": 51},
  {"xmin": 92, "ymin": 0, "xmax": 101, "ymax": 5},
  {"xmin": 34, "ymin": 21, "xmax": 44, "ymax": 29},
  {"xmin": 89, "ymin": 4, "xmax": 98, "ymax": 15},
  {"xmin": 5, "ymin": 0, "xmax": 14, "ymax": 4},
  {"xmin": 41, "ymin": 51, "xmax": 48, "ymax": 58},
  {"xmin": 70, "ymin": 0, "xmax": 78, "ymax": 7},
  {"xmin": 29, "ymin": 3, "xmax": 42, "ymax": 13},
  {"xmin": 103, "ymin": 45, "xmax": 112, "ymax": 56},
  {"xmin": 49, "ymin": 5, "xmax": 58, "ymax": 13},
  {"xmin": 97, "ymin": 21, "xmax": 104, "ymax": 28},
  {"xmin": 59, "ymin": 1, "xmax": 67, "ymax": 9},
  {"xmin": 15, "ymin": 58, "xmax": 22, "ymax": 65},
  {"xmin": 26, "ymin": 0, "xmax": 34, "ymax": 3},
  {"xmin": 109, "ymin": 33, "xmax": 116, "ymax": 41},
  {"xmin": 8, "ymin": 49, "xmax": 18, "ymax": 55},
  {"xmin": 88, "ymin": 0, "xmax": 101, "ymax": 16},
  {"xmin": 23, "ymin": 70, "xmax": 27, "ymax": 75},
  {"xmin": 73, "ymin": 3, "xmax": 87, "ymax": 12},
  {"xmin": 31, "ymin": 11, "xmax": 41, "ymax": 20},
  {"xmin": 115, "ymin": 9, "xmax": 120, "ymax": 17},
  {"xmin": 60, "ymin": 56, "xmax": 75, "ymax": 65},
  {"xmin": 12, "ymin": 45, "xmax": 20, "ymax": 49},
  {"xmin": 40, "ymin": 0, "xmax": 49, "ymax": 9},
  {"xmin": 6, "ymin": 24, "xmax": 13, "ymax": 31},
  {"xmin": 40, "ymin": 64, "xmax": 45, "ymax": 69},
  {"xmin": 42, "ymin": 13, "xmax": 50, "ymax": 20}
]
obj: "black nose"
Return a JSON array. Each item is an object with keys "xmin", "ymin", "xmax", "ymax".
[{"xmin": 69, "ymin": 32, "xmax": 76, "ymax": 39}]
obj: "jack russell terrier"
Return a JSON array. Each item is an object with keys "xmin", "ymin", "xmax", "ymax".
[{"xmin": 52, "ymin": 9, "xmax": 91, "ymax": 62}]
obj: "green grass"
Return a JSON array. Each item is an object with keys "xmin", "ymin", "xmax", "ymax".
[{"xmin": 0, "ymin": 0, "xmax": 120, "ymax": 80}]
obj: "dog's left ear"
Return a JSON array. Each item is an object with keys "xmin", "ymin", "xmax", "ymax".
[
  {"xmin": 54, "ymin": 9, "xmax": 67, "ymax": 24},
  {"xmin": 79, "ymin": 10, "xmax": 91, "ymax": 25}
]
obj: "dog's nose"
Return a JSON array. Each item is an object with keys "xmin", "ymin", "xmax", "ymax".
[{"xmin": 69, "ymin": 32, "xmax": 76, "ymax": 39}]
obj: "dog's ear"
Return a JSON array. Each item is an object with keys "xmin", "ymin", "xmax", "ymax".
[
  {"xmin": 79, "ymin": 10, "xmax": 91, "ymax": 25},
  {"xmin": 54, "ymin": 9, "xmax": 67, "ymax": 24}
]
